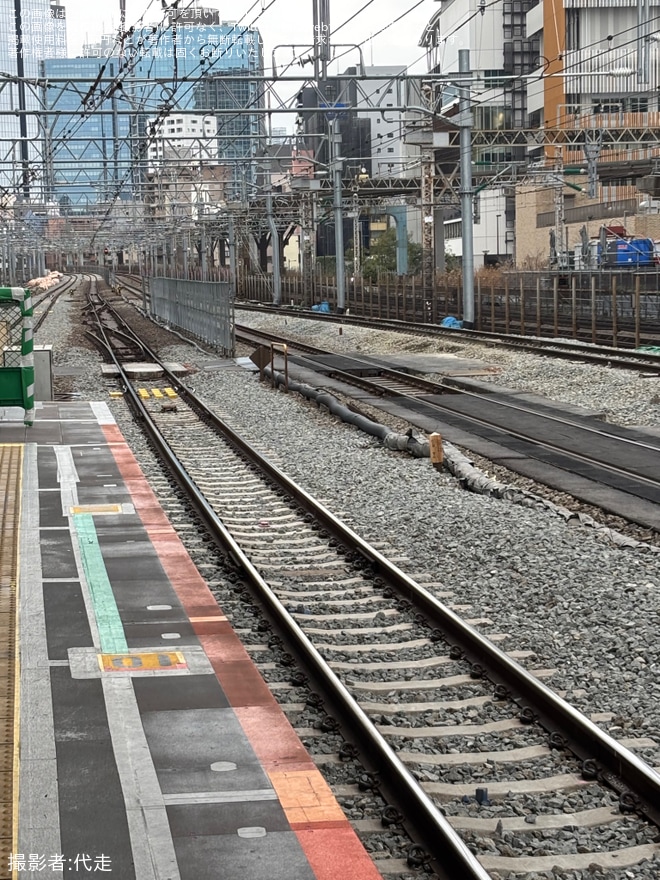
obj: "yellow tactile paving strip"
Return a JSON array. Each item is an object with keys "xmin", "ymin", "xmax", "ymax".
[
  {"xmin": 0, "ymin": 445, "xmax": 22, "ymax": 879},
  {"xmin": 69, "ymin": 504, "xmax": 123, "ymax": 515}
]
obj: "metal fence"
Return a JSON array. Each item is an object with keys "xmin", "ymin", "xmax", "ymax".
[
  {"xmin": 150, "ymin": 277, "xmax": 234, "ymax": 355},
  {"xmin": 238, "ymin": 269, "xmax": 660, "ymax": 346}
]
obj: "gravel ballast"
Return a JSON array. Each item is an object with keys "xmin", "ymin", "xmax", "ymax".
[
  {"xmin": 35, "ymin": 291, "xmax": 660, "ymax": 879},
  {"xmin": 39, "ymin": 295, "xmax": 660, "ymax": 744}
]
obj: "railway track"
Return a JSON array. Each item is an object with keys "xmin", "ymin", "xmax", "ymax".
[
  {"xmin": 234, "ymin": 301, "xmax": 660, "ymax": 375},
  {"xmin": 3, "ymin": 273, "xmax": 77, "ymax": 342},
  {"xmin": 115, "ymin": 273, "xmax": 660, "ymax": 374},
  {"xmin": 32, "ymin": 273, "xmax": 79, "ymax": 332},
  {"xmin": 236, "ymin": 324, "xmax": 660, "ymax": 532},
  {"xmin": 86, "ymin": 279, "xmax": 660, "ymax": 879}
]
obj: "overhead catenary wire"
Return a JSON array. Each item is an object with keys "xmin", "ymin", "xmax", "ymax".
[{"xmin": 9, "ymin": 0, "xmax": 660, "ymax": 259}]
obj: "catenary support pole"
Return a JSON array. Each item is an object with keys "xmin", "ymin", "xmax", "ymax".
[
  {"xmin": 459, "ymin": 49, "xmax": 475, "ymax": 328},
  {"xmin": 331, "ymin": 118, "xmax": 346, "ymax": 313},
  {"xmin": 266, "ymin": 179, "xmax": 281, "ymax": 306}
]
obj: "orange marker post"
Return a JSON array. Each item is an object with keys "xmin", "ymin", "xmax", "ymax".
[{"xmin": 429, "ymin": 432, "xmax": 443, "ymax": 470}]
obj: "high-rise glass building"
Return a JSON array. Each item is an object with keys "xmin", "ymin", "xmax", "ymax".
[
  {"xmin": 43, "ymin": 7, "xmax": 264, "ymax": 207},
  {"xmin": 126, "ymin": 10, "xmax": 264, "ymax": 200},
  {"xmin": 0, "ymin": 0, "xmax": 67, "ymax": 200},
  {"xmin": 41, "ymin": 57, "xmax": 133, "ymax": 208}
]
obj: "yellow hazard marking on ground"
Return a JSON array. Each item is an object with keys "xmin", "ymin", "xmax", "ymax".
[
  {"xmin": 109, "ymin": 391, "xmax": 123, "ymax": 398},
  {"xmin": 151, "ymin": 388, "xmax": 164, "ymax": 398},
  {"xmin": 1, "ymin": 444, "xmax": 23, "ymax": 875},
  {"xmin": 99, "ymin": 652, "xmax": 187, "ymax": 672},
  {"xmin": 164, "ymin": 388, "xmax": 178, "ymax": 398},
  {"xmin": 138, "ymin": 388, "xmax": 150, "ymax": 399},
  {"xmin": 70, "ymin": 504, "xmax": 123, "ymax": 515}
]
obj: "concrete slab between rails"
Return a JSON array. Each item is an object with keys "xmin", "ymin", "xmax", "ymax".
[
  {"xmin": 302, "ymin": 623, "xmax": 413, "ymax": 636},
  {"xmin": 441, "ymin": 376, "xmax": 609, "ymax": 420},
  {"xmin": 277, "ymin": 585, "xmax": 379, "ymax": 597},
  {"xmin": 478, "ymin": 842, "xmax": 660, "ymax": 873},
  {"xmin": 351, "ymin": 806, "xmax": 625, "ymax": 834},
  {"xmin": 101, "ymin": 362, "xmax": 188, "ymax": 378},
  {"xmin": 339, "ymin": 352, "xmax": 498, "ymax": 377},
  {"xmin": 234, "ymin": 356, "xmax": 260, "ymax": 371},
  {"xmin": 399, "ymin": 737, "xmax": 657, "ymax": 767},
  {"xmin": 380, "ymin": 719, "xmax": 523, "ymax": 738},
  {"xmin": 291, "ymin": 608, "xmax": 398, "ymax": 633},
  {"xmin": 200, "ymin": 359, "xmax": 239, "ymax": 371},
  {"xmin": 315, "ymin": 637, "xmax": 431, "ymax": 654},
  {"xmin": 330, "ymin": 654, "xmax": 452, "ymax": 671}
]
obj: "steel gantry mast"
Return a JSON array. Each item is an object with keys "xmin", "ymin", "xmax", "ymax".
[{"xmin": 2, "ymin": 49, "xmax": 660, "ymax": 275}]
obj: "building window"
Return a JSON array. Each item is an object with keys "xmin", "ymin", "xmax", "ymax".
[
  {"xmin": 593, "ymin": 99, "xmax": 623, "ymax": 114},
  {"xmin": 484, "ymin": 70, "xmax": 507, "ymax": 88},
  {"xmin": 630, "ymin": 97, "xmax": 648, "ymax": 112},
  {"xmin": 565, "ymin": 9, "xmax": 580, "ymax": 51},
  {"xmin": 387, "ymin": 147, "xmax": 394, "ymax": 153},
  {"xmin": 445, "ymin": 220, "xmax": 461, "ymax": 240}
]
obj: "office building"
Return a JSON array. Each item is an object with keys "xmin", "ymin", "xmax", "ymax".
[
  {"xmin": 41, "ymin": 56, "xmax": 133, "ymax": 208},
  {"xmin": 0, "ymin": 0, "xmax": 67, "ymax": 202},
  {"xmin": 43, "ymin": 6, "xmax": 263, "ymax": 208},
  {"xmin": 420, "ymin": 0, "xmax": 660, "ymax": 265}
]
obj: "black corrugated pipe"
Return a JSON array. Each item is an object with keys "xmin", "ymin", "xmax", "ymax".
[{"xmin": 264, "ymin": 367, "xmax": 430, "ymax": 458}]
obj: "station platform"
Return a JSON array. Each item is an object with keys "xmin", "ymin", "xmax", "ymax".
[{"xmin": 0, "ymin": 401, "xmax": 384, "ymax": 880}]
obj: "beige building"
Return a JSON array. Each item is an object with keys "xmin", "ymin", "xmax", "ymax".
[{"xmin": 515, "ymin": 177, "xmax": 658, "ymax": 267}]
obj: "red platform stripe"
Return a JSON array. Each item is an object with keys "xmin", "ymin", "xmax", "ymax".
[{"xmin": 101, "ymin": 423, "xmax": 384, "ymax": 880}]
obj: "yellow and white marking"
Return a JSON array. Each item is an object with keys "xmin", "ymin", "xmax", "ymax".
[{"xmin": 99, "ymin": 651, "xmax": 187, "ymax": 672}]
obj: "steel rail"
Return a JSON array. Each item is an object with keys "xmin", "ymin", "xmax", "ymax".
[
  {"xmin": 236, "ymin": 326, "xmax": 660, "ymax": 499},
  {"xmin": 92, "ymin": 287, "xmax": 660, "ymax": 830},
  {"xmin": 84, "ymin": 286, "xmax": 491, "ymax": 880},
  {"xmin": 235, "ymin": 302, "xmax": 660, "ymax": 372}
]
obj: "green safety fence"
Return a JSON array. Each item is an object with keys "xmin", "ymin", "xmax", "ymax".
[{"xmin": 0, "ymin": 287, "xmax": 34, "ymax": 426}]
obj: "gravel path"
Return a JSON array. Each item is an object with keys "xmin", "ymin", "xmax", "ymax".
[{"xmin": 35, "ymin": 291, "xmax": 660, "ymax": 880}]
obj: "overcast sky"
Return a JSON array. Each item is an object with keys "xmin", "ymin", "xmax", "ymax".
[{"xmin": 62, "ymin": 0, "xmax": 434, "ymax": 73}]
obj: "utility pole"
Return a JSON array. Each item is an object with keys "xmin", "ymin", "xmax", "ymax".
[
  {"xmin": 458, "ymin": 49, "xmax": 475, "ymax": 329},
  {"xmin": 265, "ymin": 162, "xmax": 281, "ymax": 305},
  {"xmin": 583, "ymin": 131, "xmax": 602, "ymax": 199},
  {"xmin": 553, "ymin": 149, "xmax": 567, "ymax": 268},
  {"xmin": 421, "ymin": 149, "xmax": 435, "ymax": 299},
  {"xmin": 228, "ymin": 214, "xmax": 237, "ymax": 296},
  {"xmin": 201, "ymin": 222, "xmax": 207, "ymax": 281},
  {"xmin": 331, "ymin": 118, "xmax": 346, "ymax": 313},
  {"xmin": 13, "ymin": 0, "xmax": 30, "ymax": 200},
  {"xmin": 313, "ymin": 0, "xmax": 331, "ymax": 81},
  {"xmin": 352, "ymin": 191, "xmax": 361, "ymax": 275},
  {"xmin": 638, "ymin": 0, "xmax": 650, "ymax": 85},
  {"xmin": 301, "ymin": 191, "xmax": 315, "ymax": 306}
]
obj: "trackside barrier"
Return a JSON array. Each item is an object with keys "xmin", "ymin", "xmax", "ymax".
[
  {"xmin": 0, "ymin": 287, "xmax": 34, "ymax": 425},
  {"xmin": 149, "ymin": 276, "xmax": 234, "ymax": 356}
]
